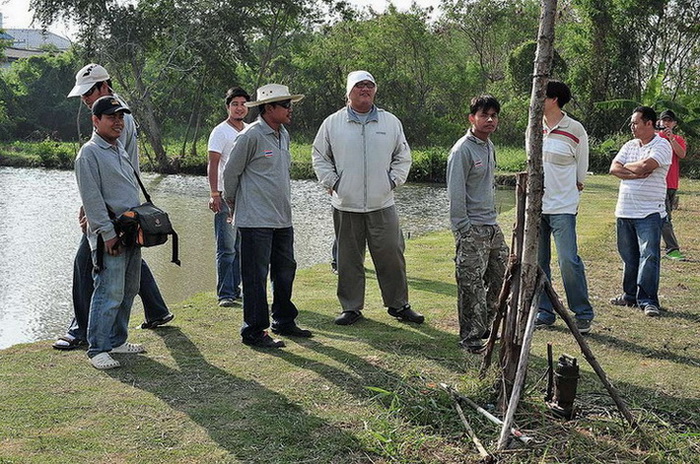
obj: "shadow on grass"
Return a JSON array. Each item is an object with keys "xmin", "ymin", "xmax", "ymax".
[
  {"xmin": 363, "ymin": 268, "xmax": 458, "ymax": 298},
  {"xmin": 539, "ymin": 325, "xmax": 700, "ymax": 369},
  {"xmin": 107, "ymin": 327, "xmax": 372, "ymax": 463}
]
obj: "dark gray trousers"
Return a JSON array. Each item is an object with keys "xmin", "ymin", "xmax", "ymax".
[{"xmin": 333, "ymin": 206, "xmax": 408, "ymax": 312}]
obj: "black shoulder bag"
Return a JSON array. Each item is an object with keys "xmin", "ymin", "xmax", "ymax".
[{"xmin": 97, "ymin": 170, "xmax": 181, "ymax": 271}]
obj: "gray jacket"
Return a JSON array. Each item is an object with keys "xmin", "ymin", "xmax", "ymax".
[
  {"xmin": 222, "ymin": 116, "xmax": 293, "ymax": 228},
  {"xmin": 446, "ymin": 129, "xmax": 498, "ymax": 234},
  {"xmin": 312, "ymin": 106, "xmax": 411, "ymax": 213},
  {"xmin": 74, "ymin": 133, "xmax": 141, "ymax": 250}
]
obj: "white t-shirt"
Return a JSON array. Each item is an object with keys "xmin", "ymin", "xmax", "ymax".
[
  {"xmin": 207, "ymin": 120, "xmax": 245, "ymax": 191},
  {"xmin": 613, "ymin": 135, "xmax": 672, "ymax": 219}
]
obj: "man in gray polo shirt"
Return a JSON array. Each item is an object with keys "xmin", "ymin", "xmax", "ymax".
[
  {"xmin": 446, "ymin": 95, "xmax": 509, "ymax": 353},
  {"xmin": 75, "ymin": 96, "xmax": 146, "ymax": 369},
  {"xmin": 223, "ymin": 84, "xmax": 312, "ymax": 349}
]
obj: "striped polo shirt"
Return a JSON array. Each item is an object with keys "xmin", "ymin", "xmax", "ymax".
[
  {"xmin": 542, "ymin": 113, "xmax": 589, "ymax": 215},
  {"xmin": 613, "ymin": 135, "xmax": 672, "ymax": 219}
]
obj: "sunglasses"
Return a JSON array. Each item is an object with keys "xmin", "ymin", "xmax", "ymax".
[
  {"xmin": 354, "ymin": 81, "xmax": 375, "ymax": 89},
  {"xmin": 82, "ymin": 84, "xmax": 98, "ymax": 98},
  {"xmin": 274, "ymin": 100, "xmax": 293, "ymax": 109}
]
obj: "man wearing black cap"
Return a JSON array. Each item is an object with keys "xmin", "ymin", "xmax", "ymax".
[
  {"xmin": 75, "ymin": 96, "xmax": 146, "ymax": 369},
  {"xmin": 53, "ymin": 64, "xmax": 173, "ymax": 351},
  {"xmin": 657, "ymin": 109, "xmax": 688, "ymax": 261}
]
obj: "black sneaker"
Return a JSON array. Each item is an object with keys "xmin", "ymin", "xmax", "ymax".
[
  {"xmin": 609, "ymin": 295, "xmax": 636, "ymax": 307},
  {"xmin": 271, "ymin": 324, "xmax": 313, "ymax": 338},
  {"xmin": 242, "ymin": 332, "xmax": 285, "ymax": 348},
  {"xmin": 387, "ymin": 304, "xmax": 424, "ymax": 324},
  {"xmin": 335, "ymin": 310, "xmax": 363, "ymax": 326},
  {"xmin": 575, "ymin": 318, "xmax": 592, "ymax": 334},
  {"xmin": 140, "ymin": 313, "xmax": 175, "ymax": 329},
  {"xmin": 458, "ymin": 339, "xmax": 485, "ymax": 354}
]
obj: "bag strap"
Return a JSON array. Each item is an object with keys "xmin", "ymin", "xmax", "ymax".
[{"xmin": 129, "ymin": 166, "xmax": 153, "ymax": 204}]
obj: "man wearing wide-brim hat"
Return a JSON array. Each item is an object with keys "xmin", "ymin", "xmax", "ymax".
[{"xmin": 223, "ymin": 84, "xmax": 311, "ymax": 348}]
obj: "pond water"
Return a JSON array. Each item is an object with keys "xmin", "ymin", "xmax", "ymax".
[{"xmin": 0, "ymin": 167, "xmax": 514, "ymax": 349}]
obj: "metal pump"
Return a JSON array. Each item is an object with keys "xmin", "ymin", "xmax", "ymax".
[{"xmin": 545, "ymin": 343, "xmax": 580, "ymax": 419}]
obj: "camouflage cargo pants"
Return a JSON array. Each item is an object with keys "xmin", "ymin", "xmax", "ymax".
[{"xmin": 454, "ymin": 224, "xmax": 508, "ymax": 344}]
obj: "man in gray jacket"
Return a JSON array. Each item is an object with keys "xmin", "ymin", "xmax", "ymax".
[
  {"xmin": 446, "ymin": 95, "xmax": 508, "ymax": 353},
  {"xmin": 312, "ymin": 70, "xmax": 424, "ymax": 326}
]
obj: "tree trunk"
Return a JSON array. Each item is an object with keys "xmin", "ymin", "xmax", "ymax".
[
  {"xmin": 129, "ymin": 57, "xmax": 169, "ymax": 172},
  {"xmin": 499, "ymin": 0, "xmax": 557, "ymax": 413}
]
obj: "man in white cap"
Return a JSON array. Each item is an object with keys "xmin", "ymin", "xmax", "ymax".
[
  {"xmin": 223, "ymin": 83, "xmax": 311, "ymax": 348},
  {"xmin": 75, "ymin": 96, "xmax": 146, "ymax": 369},
  {"xmin": 53, "ymin": 64, "xmax": 173, "ymax": 351},
  {"xmin": 312, "ymin": 70, "xmax": 423, "ymax": 326}
]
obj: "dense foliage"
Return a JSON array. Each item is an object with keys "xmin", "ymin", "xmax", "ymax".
[{"xmin": 1, "ymin": 0, "xmax": 699, "ymax": 172}]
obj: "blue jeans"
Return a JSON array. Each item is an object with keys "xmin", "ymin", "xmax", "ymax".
[
  {"xmin": 616, "ymin": 213, "xmax": 663, "ymax": 307},
  {"xmin": 87, "ymin": 246, "xmax": 141, "ymax": 357},
  {"xmin": 214, "ymin": 201, "xmax": 241, "ymax": 300},
  {"xmin": 239, "ymin": 227, "xmax": 298, "ymax": 342},
  {"xmin": 537, "ymin": 214, "xmax": 594, "ymax": 323},
  {"xmin": 68, "ymin": 235, "xmax": 170, "ymax": 341}
]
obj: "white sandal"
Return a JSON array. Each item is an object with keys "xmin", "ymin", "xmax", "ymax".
[
  {"xmin": 111, "ymin": 342, "xmax": 146, "ymax": 354},
  {"xmin": 90, "ymin": 352, "xmax": 121, "ymax": 370}
]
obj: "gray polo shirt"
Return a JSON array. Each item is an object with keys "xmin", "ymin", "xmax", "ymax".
[
  {"xmin": 446, "ymin": 129, "xmax": 498, "ymax": 234},
  {"xmin": 222, "ymin": 116, "xmax": 293, "ymax": 228},
  {"xmin": 75, "ymin": 132, "xmax": 141, "ymax": 250}
]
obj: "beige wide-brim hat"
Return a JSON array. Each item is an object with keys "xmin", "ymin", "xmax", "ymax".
[{"xmin": 245, "ymin": 84, "xmax": 304, "ymax": 107}]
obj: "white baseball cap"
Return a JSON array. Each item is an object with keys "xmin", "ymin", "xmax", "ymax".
[
  {"xmin": 346, "ymin": 70, "xmax": 376, "ymax": 97},
  {"xmin": 67, "ymin": 63, "xmax": 111, "ymax": 98}
]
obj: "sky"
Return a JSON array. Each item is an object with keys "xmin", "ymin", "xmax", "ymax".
[{"xmin": 1, "ymin": 0, "xmax": 441, "ymax": 40}]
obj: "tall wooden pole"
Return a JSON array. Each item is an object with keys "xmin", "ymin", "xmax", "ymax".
[{"xmin": 499, "ymin": 0, "xmax": 558, "ymax": 409}]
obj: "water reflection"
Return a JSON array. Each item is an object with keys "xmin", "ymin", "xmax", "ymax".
[{"xmin": 0, "ymin": 167, "xmax": 514, "ymax": 349}]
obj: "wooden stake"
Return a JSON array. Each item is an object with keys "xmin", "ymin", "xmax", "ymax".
[{"xmin": 497, "ymin": 273, "xmax": 545, "ymax": 450}]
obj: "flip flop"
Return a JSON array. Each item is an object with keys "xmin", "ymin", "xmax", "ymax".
[
  {"xmin": 140, "ymin": 312, "xmax": 175, "ymax": 330},
  {"xmin": 111, "ymin": 342, "xmax": 146, "ymax": 354},
  {"xmin": 52, "ymin": 336, "xmax": 87, "ymax": 351},
  {"xmin": 90, "ymin": 352, "xmax": 121, "ymax": 370}
]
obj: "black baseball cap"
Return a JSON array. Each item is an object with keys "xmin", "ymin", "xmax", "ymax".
[
  {"xmin": 659, "ymin": 110, "xmax": 676, "ymax": 121},
  {"xmin": 92, "ymin": 96, "xmax": 132, "ymax": 116}
]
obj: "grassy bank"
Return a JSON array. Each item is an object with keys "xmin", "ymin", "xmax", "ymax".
[
  {"xmin": 0, "ymin": 140, "xmax": 528, "ymax": 183},
  {"xmin": 1, "ymin": 175, "xmax": 699, "ymax": 463}
]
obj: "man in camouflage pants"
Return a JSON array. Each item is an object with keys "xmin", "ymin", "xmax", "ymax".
[{"xmin": 446, "ymin": 95, "xmax": 508, "ymax": 352}]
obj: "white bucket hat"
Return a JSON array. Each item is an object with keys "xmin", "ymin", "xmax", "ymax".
[
  {"xmin": 67, "ymin": 63, "xmax": 111, "ymax": 98},
  {"xmin": 346, "ymin": 70, "xmax": 376, "ymax": 97},
  {"xmin": 245, "ymin": 84, "xmax": 304, "ymax": 107}
]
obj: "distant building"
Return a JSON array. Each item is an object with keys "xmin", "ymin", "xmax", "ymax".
[{"xmin": 1, "ymin": 12, "xmax": 71, "ymax": 69}]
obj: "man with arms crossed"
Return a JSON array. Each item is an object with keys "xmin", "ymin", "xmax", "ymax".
[
  {"xmin": 534, "ymin": 80, "xmax": 594, "ymax": 334},
  {"xmin": 312, "ymin": 70, "xmax": 423, "ymax": 326},
  {"xmin": 609, "ymin": 106, "xmax": 672, "ymax": 317},
  {"xmin": 223, "ymin": 84, "xmax": 311, "ymax": 348},
  {"xmin": 446, "ymin": 95, "xmax": 508, "ymax": 353},
  {"xmin": 207, "ymin": 87, "xmax": 250, "ymax": 307}
]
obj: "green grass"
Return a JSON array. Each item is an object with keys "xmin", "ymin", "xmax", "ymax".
[{"xmin": 1, "ymin": 176, "xmax": 700, "ymax": 463}]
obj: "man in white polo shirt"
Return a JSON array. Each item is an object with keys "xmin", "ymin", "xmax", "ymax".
[
  {"xmin": 534, "ymin": 80, "xmax": 594, "ymax": 334},
  {"xmin": 609, "ymin": 106, "xmax": 672, "ymax": 317}
]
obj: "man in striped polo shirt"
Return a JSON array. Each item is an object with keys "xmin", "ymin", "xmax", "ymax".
[
  {"xmin": 534, "ymin": 80, "xmax": 594, "ymax": 334},
  {"xmin": 609, "ymin": 106, "xmax": 672, "ymax": 317}
]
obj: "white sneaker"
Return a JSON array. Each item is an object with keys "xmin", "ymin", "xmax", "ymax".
[
  {"xmin": 111, "ymin": 342, "xmax": 146, "ymax": 354},
  {"xmin": 90, "ymin": 352, "xmax": 121, "ymax": 370}
]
